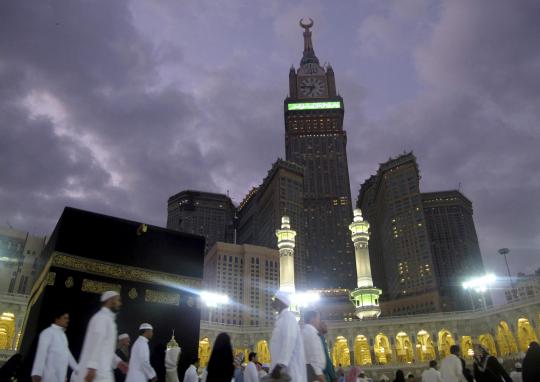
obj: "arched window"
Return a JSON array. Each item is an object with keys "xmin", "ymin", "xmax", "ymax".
[
  {"xmin": 395, "ymin": 332, "xmax": 414, "ymax": 363},
  {"xmin": 256, "ymin": 340, "xmax": 271, "ymax": 364},
  {"xmin": 496, "ymin": 321, "xmax": 518, "ymax": 355},
  {"xmin": 374, "ymin": 333, "xmax": 392, "ymax": 365},
  {"xmin": 332, "ymin": 336, "xmax": 351, "ymax": 367},
  {"xmin": 478, "ymin": 334, "xmax": 497, "ymax": 356},
  {"xmin": 416, "ymin": 330, "xmax": 436, "ymax": 362},
  {"xmin": 198, "ymin": 337, "xmax": 211, "ymax": 367},
  {"xmin": 354, "ymin": 335, "xmax": 371, "ymax": 365},
  {"xmin": 438, "ymin": 330, "xmax": 455, "ymax": 358},
  {"xmin": 517, "ymin": 318, "xmax": 539, "ymax": 352}
]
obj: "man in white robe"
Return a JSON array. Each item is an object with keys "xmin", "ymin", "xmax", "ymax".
[
  {"xmin": 269, "ymin": 290, "xmax": 307, "ymax": 382},
  {"xmin": 115, "ymin": 334, "xmax": 131, "ymax": 382},
  {"xmin": 302, "ymin": 311, "xmax": 325, "ymax": 382},
  {"xmin": 125, "ymin": 323, "xmax": 157, "ymax": 382},
  {"xmin": 440, "ymin": 345, "xmax": 466, "ymax": 382},
  {"xmin": 72, "ymin": 291, "xmax": 128, "ymax": 382},
  {"xmin": 243, "ymin": 352, "xmax": 258, "ymax": 382},
  {"xmin": 182, "ymin": 358, "xmax": 199, "ymax": 382},
  {"xmin": 31, "ymin": 310, "xmax": 78, "ymax": 382}
]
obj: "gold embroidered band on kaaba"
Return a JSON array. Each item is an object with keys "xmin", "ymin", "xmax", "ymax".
[{"xmin": 51, "ymin": 252, "xmax": 202, "ymax": 288}]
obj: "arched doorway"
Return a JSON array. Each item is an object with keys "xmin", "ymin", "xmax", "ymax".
[
  {"xmin": 354, "ymin": 335, "xmax": 372, "ymax": 365},
  {"xmin": 256, "ymin": 340, "xmax": 271, "ymax": 364},
  {"xmin": 198, "ymin": 337, "xmax": 211, "ymax": 368},
  {"xmin": 332, "ymin": 336, "xmax": 351, "ymax": 367},
  {"xmin": 496, "ymin": 321, "xmax": 518, "ymax": 355},
  {"xmin": 416, "ymin": 330, "xmax": 436, "ymax": 362},
  {"xmin": 478, "ymin": 334, "xmax": 497, "ymax": 356},
  {"xmin": 374, "ymin": 333, "xmax": 392, "ymax": 364},
  {"xmin": 0, "ymin": 312, "xmax": 15, "ymax": 350},
  {"xmin": 461, "ymin": 336, "xmax": 474, "ymax": 360},
  {"xmin": 438, "ymin": 330, "xmax": 455, "ymax": 358},
  {"xmin": 395, "ymin": 332, "xmax": 414, "ymax": 363},
  {"xmin": 517, "ymin": 318, "xmax": 539, "ymax": 352}
]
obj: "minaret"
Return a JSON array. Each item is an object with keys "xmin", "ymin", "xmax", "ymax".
[
  {"xmin": 276, "ymin": 216, "xmax": 296, "ymax": 293},
  {"xmin": 349, "ymin": 209, "xmax": 382, "ymax": 319}
]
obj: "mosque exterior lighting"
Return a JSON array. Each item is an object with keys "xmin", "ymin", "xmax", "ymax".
[
  {"xmin": 276, "ymin": 216, "xmax": 297, "ymax": 294},
  {"xmin": 349, "ymin": 209, "xmax": 382, "ymax": 319}
]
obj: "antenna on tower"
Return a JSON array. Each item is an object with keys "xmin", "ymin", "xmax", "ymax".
[{"xmin": 458, "ymin": 182, "xmax": 462, "ymax": 191}]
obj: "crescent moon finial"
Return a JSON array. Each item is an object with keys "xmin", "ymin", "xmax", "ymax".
[{"xmin": 299, "ymin": 18, "xmax": 314, "ymax": 30}]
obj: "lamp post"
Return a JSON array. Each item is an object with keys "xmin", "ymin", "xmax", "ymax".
[
  {"xmin": 462, "ymin": 274, "xmax": 496, "ymax": 311},
  {"xmin": 201, "ymin": 291, "xmax": 229, "ymax": 323},
  {"xmin": 498, "ymin": 248, "xmax": 515, "ymax": 297}
]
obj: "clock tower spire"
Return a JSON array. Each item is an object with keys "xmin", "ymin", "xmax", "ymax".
[
  {"xmin": 284, "ymin": 20, "xmax": 354, "ymax": 290},
  {"xmin": 299, "ymin": 18, "xmax": 319, "ymax": 65},
  {"xmin": 288, "ymin": 20, "xmax": 336, "ymax": 99}
]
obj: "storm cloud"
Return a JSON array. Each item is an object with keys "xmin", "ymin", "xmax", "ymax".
[{"xmin": 1, "ymin": 0, "xmax": 539, "ymax": 289}]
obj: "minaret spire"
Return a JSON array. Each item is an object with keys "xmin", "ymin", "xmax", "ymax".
[
  {"xmin": 349, "ymin": 209, "xmax": 382, "ymax": 319},
  {"xmin": 276, "ymin": 216, "xmax": 296, "ymax": 293},
  {"xmin": 299, "ymin": 18, "xmax": 319, "ymax": 65}
]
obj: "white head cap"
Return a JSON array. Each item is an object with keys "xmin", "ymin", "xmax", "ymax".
[
  {"xmin": 274, "ymin": 290, "xmax": 291, "ymax": 306},
  {"xmin": 118, "ymin": 333, "xmax": 130, "ymax": 341},
  {"xmin": 515, "ymin": 362, "xmax": 522, "ymax": 369},
  {"xmin": 101, "ymin": 290, "xmax": 120, "ymax": 302},
  {"xmin": 139, "ymin": 323, "xmax": 153, "ymax": 330}
]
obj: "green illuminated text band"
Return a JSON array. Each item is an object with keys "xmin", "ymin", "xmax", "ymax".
[{"xmin": 287, "ymin": 101, "xmax": 341, "ymax": 111}]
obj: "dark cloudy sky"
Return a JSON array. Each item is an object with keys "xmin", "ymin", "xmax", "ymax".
[{"xmin": 1, "ymin": 1, "xmax": 539, "ymax": 288}]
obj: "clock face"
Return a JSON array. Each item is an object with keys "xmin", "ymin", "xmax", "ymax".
[{"xmin": 299, "ymin": 77, "xmax": 326, "ymax": 98}]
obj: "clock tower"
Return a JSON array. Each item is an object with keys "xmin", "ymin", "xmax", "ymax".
[{"xmin": 284, "ymin": 19, "xmax": 355, "ymax": 289}]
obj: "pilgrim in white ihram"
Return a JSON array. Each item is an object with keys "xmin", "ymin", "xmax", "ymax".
[
  {"xmin": 31, "ymin": 312, "xmax": 77, "ymax": 382},
  {"xmin": 126, "ymin": 323, "xmax": 157, "ymax": 382},
  {"xmin": 269, "ymin": 290, "xmax": 307, "ymax": 382},
  {"xmin": 72, "ymin": 291, "xmax": 125, "ymax": 382}
]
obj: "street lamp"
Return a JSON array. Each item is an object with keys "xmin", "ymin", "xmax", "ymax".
[
  {"xmin": 200, "ymin": 291, "xmax": 229, "ymax": 323},
  {"xmin": 291, "ymin": 291, "xmax": 320, "ymax": 309},
  {"xmin": 498, "ymin": 248, "xmax": 515, "ymax": 298},
  {"xmin": 462, "ymin": 274, "xmax": 496, "ymax": 310}
]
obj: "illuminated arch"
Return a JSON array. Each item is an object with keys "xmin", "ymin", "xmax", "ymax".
[
  {"xmin": 256, "ymin": 340, "xmax": 271, "ymax": 364},
  {"xmin": 354, "ymin": 335, "xmax": 372, "ymax": 365},
  {"xmin": 496, "ymin": 321, "xmax": 518, "ymax": 356},
  {"xmin": 517, "ymin": 318, "xmax": 539, "ymax": 352},
  {"xmin": 198, "ymin": 337, "xmax": 211, "ymax": 367},
  {"xmin": 395, "ymin": 332, "xmax": 414, "ymax": 363},
  {"xmin": 416, "ymin": 330, "xmax": 436, "ymax": 362},
  {"xmin": 374, "ymin": 333, "xmax": 392, "ymax": 364},
  {"xmin": 461, "ymin": 336, "xmax": 474, "ymax": 360},
  {"xmin": 478, "ymin": 334, "xmax": 497, "ymax": 356},
  {"xmin": 234, "ymin": 348, "xmax": 250, "ymax": 364},
  {"xmin": 0, "ymin": 312, "xmax": 15, "ymax": 350},
  {"xmin": 332, "ymin": 336, "xmax": 351, "ymax": 367},
  {"xmin": 438, "ymin": 330, "xmax": 455, "ymax": 358}
]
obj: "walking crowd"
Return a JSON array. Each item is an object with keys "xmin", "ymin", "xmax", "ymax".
[{"xmin": 1, "ymin": 290, "xmax": 540, "ymax": 382}]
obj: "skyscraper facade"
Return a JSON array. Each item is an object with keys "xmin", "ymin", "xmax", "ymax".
[
  {"xmin": 203, "ymin": 242, "xmax": 279, "ymax": 327},
  {"xmin": 237, "ymin": 159, "xmax": 306, "ymax": 287},
  {"xmin": 358, "ymin": 154, "xmax": 487, "ymax": 315},
  {"xmin": 0, "ymin": 227, "xmax": 46, "ymax": 295},
  {"xmin": 167, "ymin": 190, "xmax": 235, "ymax": 253},
  {"xmin": 422, "ymin": 190, "xmax": 485, "ymax": 310},
  {"xmin": 358, "ymin": 153, "xmax": 441, "ymax": 315},
  {"xmin": 284, "ymin": 20, "xmax": 354, "ymax": 289}
]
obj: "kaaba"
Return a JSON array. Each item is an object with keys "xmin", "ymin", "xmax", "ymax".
[{"xmin": 19, "ymin": 207, "xmax": 205, "ymax": 381}]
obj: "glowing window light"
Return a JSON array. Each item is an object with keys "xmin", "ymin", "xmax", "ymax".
[
  {"xmin": 287, "ymin": 102, "xmax": 341, "ymax": 111},
  {"xmin": 200, "ymin": 291, "xmax": 229, "ymax": 308},
  {"xmin": 462, "ymin": 274, "xmax": 497, "ymax": 293},
  {"xmin": 291, "ymin": 291, "xmax": 320, "ymax": 308}
]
